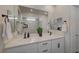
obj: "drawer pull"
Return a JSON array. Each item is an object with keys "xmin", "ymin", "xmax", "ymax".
[
  {"xmin": 58, "ymin": 43, "xmax": 60, "ymax": 48},
  {"xmin": 42, "ymin": 49, "xmax": 48, "ymax": 52},
  {"xmin": 42, "ymin": 43, "xmax": 48, "ymax": 45}
]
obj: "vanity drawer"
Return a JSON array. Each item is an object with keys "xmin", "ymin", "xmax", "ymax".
[
  {"xmin": 38, "ymin": 40, "xmax": 51, "ymax": 53},
  {"xmin": 38, "ymin": 40, "xmax": 51, "ymax": 47},
  {"xmin": 38, "ymin": 48, "xmax": 51, "ymax": 53}
]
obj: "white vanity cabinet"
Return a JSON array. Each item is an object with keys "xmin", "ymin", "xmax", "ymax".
[
  {"xmin": 37, "ymin": 40, "xmax": 51, "ymax": 53},
  {"xmin": 5, "ymin": 37, "xmax": 64, "ymax": 53},
  {"xmin": 52, "ymin": 38, "xmax": 64, "ymax": 53},
  {"xmin": 5, "ymin": 43, "xmax": 38, "ymax": 53}
]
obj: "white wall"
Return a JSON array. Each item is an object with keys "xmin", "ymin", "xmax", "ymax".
[{"xmin": 76, "ymin": 7, "xmax": 79, "ymax": 52}]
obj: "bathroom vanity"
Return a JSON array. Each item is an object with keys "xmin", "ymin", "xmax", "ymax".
[{"xmin": 4, "ymin": 32, "xmax": 64, "ymax": 53}]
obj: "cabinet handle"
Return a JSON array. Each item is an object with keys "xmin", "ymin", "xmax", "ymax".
[
  {"xmin": 42, "ymin": 43, "xmax": 48, "ymax": 45},
  {"xmin": 58, "ymin": 43, "xmax": 60, "ymax": 48},
  {"xmin": 42, "ymin": 49, "xmax": 48, "ymax": 52}
]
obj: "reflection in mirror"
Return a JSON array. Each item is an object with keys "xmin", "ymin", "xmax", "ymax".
[
  {"xmin": 15, "ymin": 6, "xmax": 48, "ymax": 34},
  {"xmin": 7, "ymin": 5, "xmax": 64, "ymax": 35},
  {"xmin": 7, "ymin": 10, "xmax": 15, "ymax": 33},
  {"xmin": 8, "ymin": 16, "xmax": 17, "ymax": 32},
  {"xmin": 49, "ymin": 17, "xmax": 63, "ymax": 31}
]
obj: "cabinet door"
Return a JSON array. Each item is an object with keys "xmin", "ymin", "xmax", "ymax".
[
  {"xmin": 38, "ymin": 40, "xmax": 51, "ymax": 53},
  {"xmin": 5, "ymin": 44, "xmax": 37, "ymax": 53},
  {"xmin": 52, "ymin": 38, "xmax": 64, "ymax": 53},
  {"xmin": 70, "ymin": 35, "xmax": 77, "ymax": 52}
]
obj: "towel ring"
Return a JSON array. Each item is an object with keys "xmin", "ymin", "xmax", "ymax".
[
  {"xmin": 2, "ymin": 14, "xmax": 8, "ymax": 17},
  {"xmin": 2, "ymin": 14, "xmax": 9, "ymax": 22}
]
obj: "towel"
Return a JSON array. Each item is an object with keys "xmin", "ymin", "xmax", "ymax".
[
  {"xmin": 62, "ymin": 22, "xmax": 67, "ymax": 32},
  {"xmin": 2, "ymin": 17, "xmax": 13, "ymax": 40},
  {"xmin": 2, "ymin": 17, "xmax": 7, "ymax": 39},
  {"xmin": 6, "ymin": 21, "xmax": 13, "ymax": 40}
]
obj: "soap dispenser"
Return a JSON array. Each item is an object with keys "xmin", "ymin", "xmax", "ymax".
[
  {"xmin": 27, "ymin": 32, "xmax": 30, "ymax": 38},
  {"xmin": 49, "ymin": 32, "xmax": 52, "ymax": 35}
]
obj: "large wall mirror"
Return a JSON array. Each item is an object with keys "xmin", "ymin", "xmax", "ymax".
[{"xmin": 7, "ymin": 5, "xmax": 64, "ymax": 35}]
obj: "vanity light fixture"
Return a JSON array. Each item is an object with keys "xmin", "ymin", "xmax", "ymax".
[
  {"xmin": 8, "ymin": 16, "xmax": 18, "ymax": 19},
  {"xmin": 27, "ymin": 17, "xmax": 36, "ymax": 21}
]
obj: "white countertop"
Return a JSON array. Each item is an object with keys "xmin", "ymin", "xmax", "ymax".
[{"xmin": 4, "ymin": 31, "xmax": 64, "ymax": 49}]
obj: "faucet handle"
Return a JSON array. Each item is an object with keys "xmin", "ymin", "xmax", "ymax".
[{"xmin": 24, "ymin": 32, "xmax": 26, "ymax": 39}]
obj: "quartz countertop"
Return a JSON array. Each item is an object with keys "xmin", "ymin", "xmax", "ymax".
[{"xmin": 4, "ymin": 31, "xmax": 64, "ymax": 49}]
